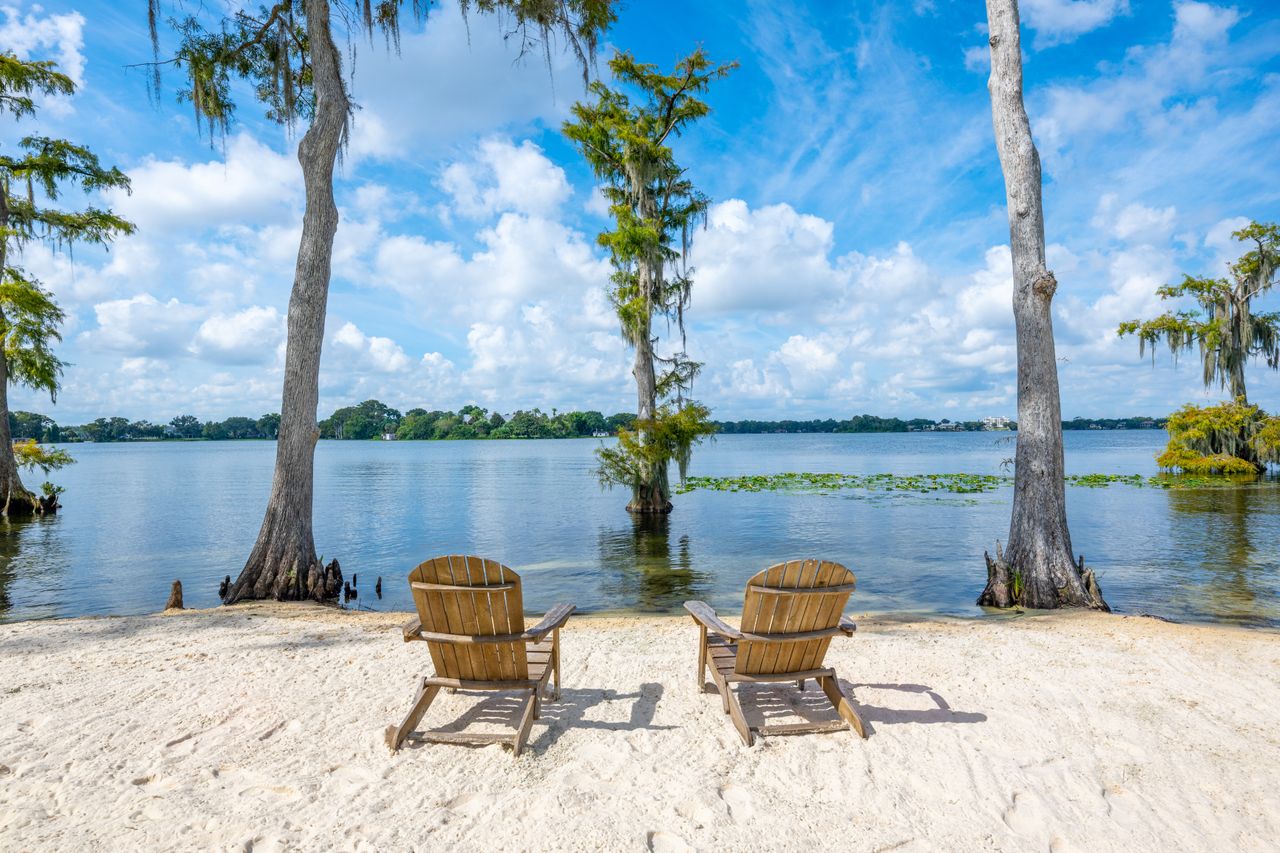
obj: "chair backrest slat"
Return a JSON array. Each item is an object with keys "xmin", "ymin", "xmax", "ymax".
[
  {"xmin": 408, "ymin": 555, "xmax": 527, "ymax": 682},
  {"xmin": 735, "ymin": 559, "xmax": 855, "ymax": 676}
]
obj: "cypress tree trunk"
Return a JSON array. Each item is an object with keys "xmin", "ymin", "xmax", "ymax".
[
  {"xmin": 628, "ymin": 317, "xmax": 671, "ymax": 513},
  {"xmin": 0, "ymin": 342, "xmax": 38, "ymax": 518},
  {"xmin": 1228, "ymin": 294, "xmax": 1248, "ymax": 404},
  {"xmin": 0, "ymin": 186, "xmax": 37, "ymax": 517},
  {"xmin": 225, "ymin": 0, "xmax": 348, "ymax": 603},
  {"xmin": 628, "ymin": 256, "xmax": 671, "ymax": 514},
  {"xmin": 979, "ymin": 0, "xmax": 1106, "ymax": 611}
]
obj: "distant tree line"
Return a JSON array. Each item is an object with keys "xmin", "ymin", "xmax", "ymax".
[
  {"xmin": 9, "ymin": 403, "xmax": 636, "ymax": 443},
  {"xmin": 318, "ymin": 400, "xmax": 636, "ymax": 441},
  {"xmin": 715, "ymin": 415, "xmax": 937, "ymax": 433},
  {"xmin": 10, "ymin": 412, "xmax": 281, "ymax": 443},
  {"xmin": 1062, "ymin": 416, "xmax": 1167, "ymax": 431},
  {"xmin": 11, "ymin": 406, "xmax": 1171, "ymax": 444},
  {"xmin": 718, "ymin": 415, "xmax": 1169, "ymax": 433}
]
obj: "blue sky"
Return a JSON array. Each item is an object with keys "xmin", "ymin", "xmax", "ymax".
[{"xmin": 4, "ymin": 0, "xmax": 1279, "ymax": 423}]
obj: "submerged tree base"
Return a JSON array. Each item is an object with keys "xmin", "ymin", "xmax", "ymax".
[
  {"xmin": 979, "ymin": 541, "xmax": 1108, "ymax": 611},
  {"xmin": 1, "ymin": 486, "xmax": 58, "ymax": 517},
  {"xmin": 626, "ymin": 498, "xmax": 673, "ymax": 514},
  {"xmin": 224, "ymin": 546, "xmax": 343, "ymax": 605}
]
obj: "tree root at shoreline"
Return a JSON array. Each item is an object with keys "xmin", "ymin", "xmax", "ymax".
[{"xmin": 979, "ymin": 541, "xmax": 1108, "ymax": 611}]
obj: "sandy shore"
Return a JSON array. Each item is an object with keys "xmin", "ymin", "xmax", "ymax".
[{"xmin": 1, "ymin": 605, "xmax": 1277, "ymax": 851}]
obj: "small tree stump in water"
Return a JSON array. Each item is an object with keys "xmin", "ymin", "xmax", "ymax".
[
  {"xmin": 375, "ymin": 577, "xmax": 382, "ymax": 598},
  {"xmin": 979, "ymin": 543, "xmax": 1015, "ymax": 609},
  {"xmin": 165, "ymin": 580, "xmax": 184, "ymax": 611},
  {"xmin": 317, "ymin": 559, "xmax": 343, "ymax": 601},
  {"xmin": 218, "ymin": 575, "xmax": 231, "ymax": 600}
]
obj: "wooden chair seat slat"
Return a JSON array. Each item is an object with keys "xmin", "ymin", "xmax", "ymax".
[{"xmin": 411, "ymin": 581, "xmax": 517, "ymax": 592}]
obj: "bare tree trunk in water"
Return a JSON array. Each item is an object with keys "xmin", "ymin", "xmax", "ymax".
[
  {"xmin": 979, "ymin": 0, "xmax": 1106, "ymax": 611},
  {"xmin": 225, "ymin": 0, "xmax": 348, "ymax": 603}
]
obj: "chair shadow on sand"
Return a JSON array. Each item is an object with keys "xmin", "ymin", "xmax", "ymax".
[
  {"xmin": 397, "ymin": 682, "xmax": 675, "ymax": 755},
  {"xmin": 732, "ymin": 680, "xmax": 987, "ymax": 738}
]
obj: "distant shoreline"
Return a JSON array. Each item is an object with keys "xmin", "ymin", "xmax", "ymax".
[{"xmin": 39, "ymin": 424, "xmax": 1172, "ymax": 446}]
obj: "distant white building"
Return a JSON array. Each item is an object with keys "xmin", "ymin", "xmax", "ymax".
[
  {"xmin": 982, "ymin": 416, "xmax": 1011, "ymax": 431},
  {"xmin": 382, "ymin": 432, "xmax": 398, "ymax": 441}
]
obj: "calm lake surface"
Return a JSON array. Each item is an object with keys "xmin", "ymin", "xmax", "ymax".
[{"xmin": 2, "ymin": 432, "xmax": 1278, "ymax": 627}]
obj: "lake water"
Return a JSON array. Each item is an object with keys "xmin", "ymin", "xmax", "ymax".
[{"xmin": 2, "ymin": 432, "xmax": 1278, "ymax": 627}]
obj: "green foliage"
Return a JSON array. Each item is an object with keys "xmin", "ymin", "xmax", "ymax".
[
  {"xmin": 564, "ymin": 49, "xmax": 734, "ymax": 350},
  {"xmin": 1156, "ymin": 400, "xmax": 1280, "ymax": 475},
  {"xmin": 319, "ymin": 399, "xmax": 402, "ymax": 439},
  {"xmin": 168, "ymin": 415, "xmax": 202, "ymax": 438},
  {"xmin": 605, "ymin": 412, "xmax": 635, "ymax": 432},
  {"xmin": 256, "ymin": 412, "xmax": 281, "ymax": 439},
  {"xmin": 43, "ymin": 413, "xmax": 280, "ymax": 442},
  {"xmin": 0, "ymin": 54, "xmax": 132, "ymax": 500},
  {"xmin": 1119, "ymin": 220, "xmax": 1279, "ymax": 400},
  {"xmin": 0, "ymin": 53, "xmax": 74, "ymax": 120},
  {"xmin": 677, "ymin": 472, "xmax": 1009, "ymax": 495},
  {"xmin": 145, "ymin": 0, "xmax": 615, "ymax": 137},
  {"xmin": 564, "ymin": 50, "xmax": 732, "ymax": 499},
  {"xmin": 8, "ymin": 410, "xmax": 57, "ymax": 441},
  {"xmin": 40, "ymin": 481, "xmax": 64, "ymax": 499},
  {"xmin": 12, "ymin": 439, "xmax": 73, "ymax": 474},
  {"xmin": 0, "ymin": 56, "xmax": 133, "ymax": 406},
  {"xmin": 598, "ymin": 403, "xmax": 717, "ymax": 490},
  {"xmin": 675, "ymin": 470, "xmax": 1258, "ymax": 496},
  {"xmin": 315, "ymin": 400, "xmax": 615, "ymax": 441},
  {"xmin": 0, "ymin": 272, "xmax": 65, "ymax": 400}
]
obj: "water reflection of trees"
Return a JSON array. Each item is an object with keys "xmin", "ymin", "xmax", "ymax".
[
  {"xmin": 597, "ymin": 514, "xmax": 709, "ymax": 612},
  {"xmin": 0, "ymin": 520, "xmax": 15, "ymax": 612},
  {"xmin": 1166, "ymin": 481, "xmax": 1280, "ymax": 625},
  {"xmin": 0, "ymin": 517, "xmax": 68, "ymax": 621}
]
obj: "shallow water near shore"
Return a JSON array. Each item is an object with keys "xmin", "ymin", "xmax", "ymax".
[{"xmin": 3, "ymin": 432, "xmax": 1278, "ymax": 626}]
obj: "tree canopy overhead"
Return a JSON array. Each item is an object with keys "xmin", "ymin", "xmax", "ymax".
[{"xmin": 145, "ymin": 0, "xmax": 614, "ymax": 137}]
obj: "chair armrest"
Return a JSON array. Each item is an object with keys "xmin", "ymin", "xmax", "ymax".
[
  {"xmin": 684, "ymin": 600, "xmax": 742, "ymax": 640},
  {"xmin": 401, "ymin": 617, "xmax": 423, "ymax": 642},
  {"xmin": 839, "ymin": 616, "xmax": 857, "ymax": 636},
  {"xmin": 523, "ymin": 603, "xmax": 575, "ymax": 642}
]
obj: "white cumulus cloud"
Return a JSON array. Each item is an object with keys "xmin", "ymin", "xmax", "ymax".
[{"xmin": 191, "ymin": 306, "xmax": 285, "ymax": 365}]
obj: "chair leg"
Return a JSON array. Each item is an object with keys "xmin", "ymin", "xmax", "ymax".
[
  {"xmin": 724, "ymin": 685, "xmax": 754, "ymax": 747},
  {"xmin": 385, "ymin": 678, "xmax": 441, "ymax": 753},
  {"xmin": 512, "ymin": 689, "xmax": 538, "ymax": 757},
  {"xmin": 552, "ymin": 627, "xmax": 562, "ymax": 701},
  {"xmin": 819, "ymin": 675, "xmax": 867, "ymax": 739},
  {"xmin": 696, "ymin": 626, "xmax": 707, "ymax": 689}
]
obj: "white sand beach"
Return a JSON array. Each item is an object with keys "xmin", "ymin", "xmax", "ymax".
[{"xmin": 1, "ymin": 604, "xmax": 1278, "ymax": 852}]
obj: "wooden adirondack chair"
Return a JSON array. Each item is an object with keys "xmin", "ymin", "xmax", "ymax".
[
  {"xmin": 385, "ymin": 555, "xmax": 574, "ymax": 756},
  {"xmin": 684, "ymin": 559, "xmax": 866, "ymax": 746}
]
